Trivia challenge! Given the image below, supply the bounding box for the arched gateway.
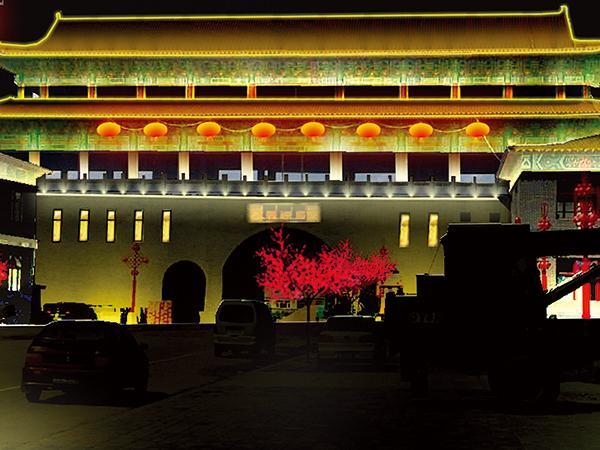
[222,228,326,301]
[162,261,206,323]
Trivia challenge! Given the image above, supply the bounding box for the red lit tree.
[256,227,396,355]
[0,259,8,287]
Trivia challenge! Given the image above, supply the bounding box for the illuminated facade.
[0,6,598,322]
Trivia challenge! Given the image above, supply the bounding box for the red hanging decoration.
[300,122,326,138]
[465,121,490,138]
[96,122,122,137]
[252,122,276,138]
[408,123,433,139]
[356,123,381,138]
[573,174,598,318]
[537,202,552,291]
[196,121,221,137]
[143,122,168,138]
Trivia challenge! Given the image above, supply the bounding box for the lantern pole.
[573,174,598,319]
[536,202,551,291]
[122,243,149,323]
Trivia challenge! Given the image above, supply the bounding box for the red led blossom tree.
[256,227,396,355]
[0,260,8,287]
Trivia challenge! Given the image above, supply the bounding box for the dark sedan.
[22,320,149,402]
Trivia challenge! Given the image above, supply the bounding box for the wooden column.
[241,152,254,181]
[583,85,590,98]
[186,84,195,99]
[247,84,257,98]
[40,84,49,99]
[451,84,461,99]
[329,152,343,181]
[448,153,461,182]
[503,85,513,99]
[399,84,408,99]
[128,152,139,179]
[79,152,89,179]
[87,85,97,99]
[17,85,25,99]
[136,85,146,99]
[178,151,190,180]
[335,86,345,100]
[395,153,408,182]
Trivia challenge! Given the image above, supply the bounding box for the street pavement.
[0,328,305,449]
[7,354,600,450]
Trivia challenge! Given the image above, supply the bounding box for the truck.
[385,223,600,403]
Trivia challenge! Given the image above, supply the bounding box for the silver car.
[317,315,384,366]
[213,300,275,357]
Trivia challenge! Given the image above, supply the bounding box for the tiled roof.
[0,7,598,57]
[0,98,598,120]
[509,134,600,152]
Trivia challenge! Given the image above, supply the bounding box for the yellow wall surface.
[35,195,509,322]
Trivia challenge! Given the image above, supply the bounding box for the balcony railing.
[38,175,508,199]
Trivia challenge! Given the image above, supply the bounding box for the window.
[460,85,504,98]
[399,214,410,248]
[52,209,62,242]
[96,86,137,98]
[459,212,471,223]
[489,212,501,223]
[89,152,128,180]
[253,153,329,181]
[428,213,439,248]
[145,86,186,98]
[139,152,179,180]
[10,191,23,222]
[408,154,448,182]
[512,85,556,98]
[565,86,584,98]
[343,153,395,182]
[162,210,171,243]
[40,152,79,180]
[48,86,88,98]
[556,201,574,219]
[409,85,451,98]
[133,210,144,242]
[344,86,399,98]
[7,260,21,292]
[194,86,247,98]
[460,154,500,183]
[79,209,90,242]
[106,210,116,243]
[189,152,241,180]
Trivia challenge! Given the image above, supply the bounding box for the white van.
[213,300,275,357]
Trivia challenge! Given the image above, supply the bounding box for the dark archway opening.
[162,261,206,323]
[222,228,325,301]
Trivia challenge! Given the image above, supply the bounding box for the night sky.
[0,0,597,95]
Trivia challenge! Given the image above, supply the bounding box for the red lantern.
[465,122,490,138]
[252,122,276,138]
[96,122,121,137]
[300,122,325,138]
[143,122,168,138]
[196,122,221,138]
[356,123,381,138]
[408,123,433,139]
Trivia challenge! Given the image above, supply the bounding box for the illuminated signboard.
[247,203,321,223]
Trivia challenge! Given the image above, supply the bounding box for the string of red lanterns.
[96,121,491,139]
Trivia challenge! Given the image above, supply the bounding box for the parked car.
[22,320,149,402]
[318,315,384,366]
[42,302,97,322]
[213,300,275,357]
